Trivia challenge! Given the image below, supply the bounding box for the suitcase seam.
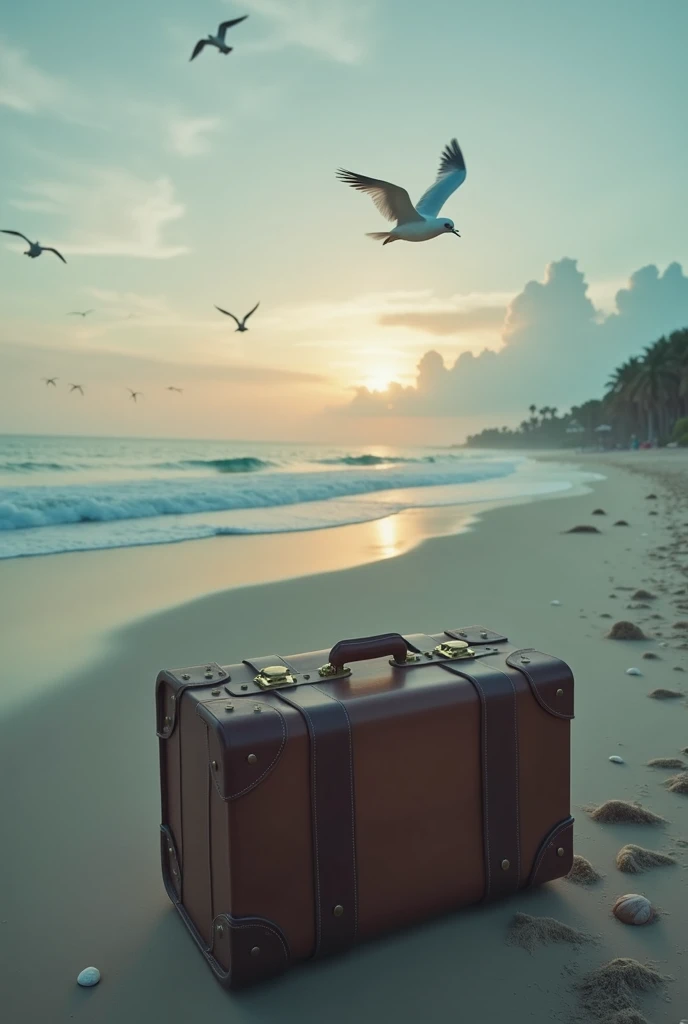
[200,703,288,801]
[210,918,291,973]
[529,817,574,885]
[508,651,573,719]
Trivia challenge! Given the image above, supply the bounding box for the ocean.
[0,435,588,559]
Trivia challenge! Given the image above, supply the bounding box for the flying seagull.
[190,15,248,60]
[68,310,93,318]
[42,377,58,387]
[69,383,84,395]
[214,301,260,332]
[336,138,467,245]
[128,389,142,402]
[1,230,67,263]
[166,386,183,393]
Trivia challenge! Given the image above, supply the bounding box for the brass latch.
[433,639,476,660]
[318,663,352,678]
[253,665,297,690]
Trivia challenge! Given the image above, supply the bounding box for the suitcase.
[156,625,574,988]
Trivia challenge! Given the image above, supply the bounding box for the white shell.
[609,755,625,764]
[550,600,561,606]
[77,967,101,987]
[612,893,655,925]
[626,667,642,676]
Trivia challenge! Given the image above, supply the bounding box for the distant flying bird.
[166,386,183,393]
[190,15,248,60]
[42,377,58,387]
[214,301,260,332]
[1,230,67,263]
[336,138,467,245]
[68,310,93,318]
[128,389,142,402]
[69,383,84,395]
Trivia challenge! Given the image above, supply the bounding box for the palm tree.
[628,337,678,441]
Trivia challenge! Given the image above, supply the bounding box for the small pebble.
[550,600,561,606]
[609,755,625,764]
[77,967,101,988]
[626,668,642,676]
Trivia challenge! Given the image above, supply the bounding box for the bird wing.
[415,138,467,217]
[1,229,32,244]
[43,247,67,264]
[215,305,241,327]
[336,169,422,224]
[190,39,208,61]
[218,15,248,39]
[242,301,260,323]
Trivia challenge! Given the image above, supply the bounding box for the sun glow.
[362,368,395,393]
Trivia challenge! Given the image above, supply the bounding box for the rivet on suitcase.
[156,626,574,987]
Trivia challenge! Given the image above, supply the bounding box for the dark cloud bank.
[341,259,688,417]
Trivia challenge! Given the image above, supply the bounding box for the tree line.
[464,327,688,449]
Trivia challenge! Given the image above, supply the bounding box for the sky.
[1,0,688,444]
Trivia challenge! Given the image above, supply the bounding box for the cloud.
[0,339,326,386]
[166,114,221,157]
[0,38,68,114]
[379,304,508,336]
[337,258,688,418]
[240,0,373,63]
[10,168,188,259]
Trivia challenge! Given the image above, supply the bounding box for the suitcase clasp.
[254,665,297,689]
[433,639,476,660]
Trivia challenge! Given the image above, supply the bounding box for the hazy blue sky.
[2,0,688,442]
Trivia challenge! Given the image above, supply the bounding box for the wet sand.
[2,451,688,1023]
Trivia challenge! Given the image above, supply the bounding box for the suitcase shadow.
[80,885,637,1024]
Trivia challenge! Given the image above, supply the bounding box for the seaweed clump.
[576,958,668,1021]
[615,844,676,873]
[506,912,592,953]
[586,800,665,825]
[606,621,646,640]
[565,854,603,885]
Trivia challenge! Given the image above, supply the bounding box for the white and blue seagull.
[337,138,467,245]
[190,15,248,61]
[1,229,67,263]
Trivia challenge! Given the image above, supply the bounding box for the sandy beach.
[3,451,688,1024]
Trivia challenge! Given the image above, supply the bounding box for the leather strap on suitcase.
[436,659,521,901]
[243,656,358,959]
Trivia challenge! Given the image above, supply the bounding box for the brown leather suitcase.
[156,625,574,988]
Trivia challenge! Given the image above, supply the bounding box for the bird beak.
[452,229,461,237]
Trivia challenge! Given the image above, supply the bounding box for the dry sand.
[2,450,688,1023]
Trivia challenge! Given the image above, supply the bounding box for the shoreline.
[3,451,688,1023]
[0,457,597,709]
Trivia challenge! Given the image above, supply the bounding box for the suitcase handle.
[328,633,409,672]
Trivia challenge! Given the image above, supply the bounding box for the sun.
[362,368,394,393]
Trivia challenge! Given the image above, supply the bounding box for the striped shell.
[612,893,655,925]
